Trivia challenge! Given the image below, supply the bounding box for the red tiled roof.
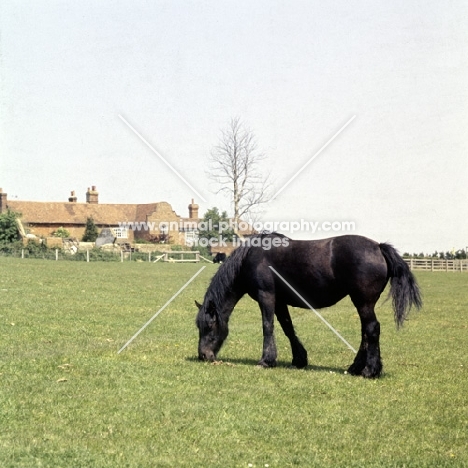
[7,200,171,225]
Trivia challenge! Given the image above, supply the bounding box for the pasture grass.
[0,257,467,467]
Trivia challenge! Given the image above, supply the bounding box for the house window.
[113,227,128,239]
[185,230,198,243]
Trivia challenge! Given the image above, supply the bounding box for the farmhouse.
[0,187,200,245]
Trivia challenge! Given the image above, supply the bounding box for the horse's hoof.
[361,366,382,379]
[347,364,364,376]
[257,359,276,368]
[291,359,308,369]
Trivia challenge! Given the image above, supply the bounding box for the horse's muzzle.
[199,351,216,362]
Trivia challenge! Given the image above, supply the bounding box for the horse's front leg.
[257,290,277,368]
[275,301,308,369]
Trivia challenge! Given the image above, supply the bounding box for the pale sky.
[1,1,467,254]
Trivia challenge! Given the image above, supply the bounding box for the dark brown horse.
[196,233,421,378]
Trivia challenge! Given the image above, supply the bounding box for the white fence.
[0,248,213,263]
[404,258,468,272]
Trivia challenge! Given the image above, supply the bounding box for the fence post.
[55,249,58,261]
[21,249,24,259]
[148,252,151,262]
[86,250,89,263]
[121,250,123,262]
[431,259,434,272]
[410,258,413,270]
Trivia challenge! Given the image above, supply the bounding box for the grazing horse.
[195,233,422,378]
[212,252,227,264]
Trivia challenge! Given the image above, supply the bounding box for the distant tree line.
[403,249,467,260]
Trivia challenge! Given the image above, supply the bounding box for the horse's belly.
[282,285,347,310]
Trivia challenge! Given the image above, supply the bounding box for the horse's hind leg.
[275,302,308,368]
[348,302,382,378]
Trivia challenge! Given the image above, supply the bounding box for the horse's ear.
[206,300,217,318]
[195,300,202,310]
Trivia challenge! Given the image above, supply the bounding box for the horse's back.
[329,235,388,280]
[242,236,341,308]
[242,234,388,308]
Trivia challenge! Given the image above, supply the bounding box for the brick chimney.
[68,190,77,203]
[0,188,7,213]
[86,186,99,204]
[188,199,199,219]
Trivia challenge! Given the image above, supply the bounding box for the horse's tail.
[379,243,422,328]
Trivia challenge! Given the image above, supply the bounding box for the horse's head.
[195,299,229,362]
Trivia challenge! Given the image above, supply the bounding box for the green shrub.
[52,226,70,238]
[0,240,23,255]
[134,238,150,244]
[191,244,210,258]
[82,217,99,242]
[0,210,21,243]
[67,248,120,262]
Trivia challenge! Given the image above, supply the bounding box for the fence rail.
[161,251,200,263]
[404,258,468,272]
[0,248,208,263]
[1,248,466,270]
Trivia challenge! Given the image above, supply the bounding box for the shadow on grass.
[185,356,345,373]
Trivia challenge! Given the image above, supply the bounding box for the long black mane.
[205,232,289,313]
[204,243,249,312]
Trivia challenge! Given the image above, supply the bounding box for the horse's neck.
[219,285,245,321]
[211,257,248,321]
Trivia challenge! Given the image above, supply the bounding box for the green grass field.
[0,258,467,467]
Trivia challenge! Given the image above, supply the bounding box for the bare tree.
[208,118,271,231]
